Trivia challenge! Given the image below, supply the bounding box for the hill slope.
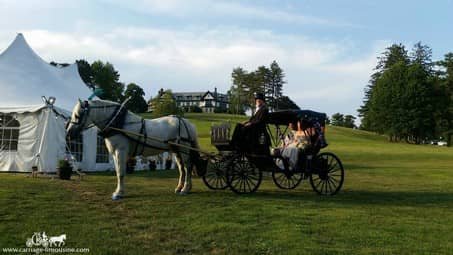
[1,113,452,254]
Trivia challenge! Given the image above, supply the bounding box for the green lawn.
[1,113,453,254]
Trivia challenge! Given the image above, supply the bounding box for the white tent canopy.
[0,105,67,172]
[0,34,113,172]
[0,33,90,109]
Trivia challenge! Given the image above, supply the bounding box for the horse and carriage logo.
[25,232,66,248]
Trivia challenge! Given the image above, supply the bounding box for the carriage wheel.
[309,152,344,195]
[272,169,303,189]
[202,159,228,190]
[227,156,262,194]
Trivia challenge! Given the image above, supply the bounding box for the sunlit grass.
[1,113,452,254]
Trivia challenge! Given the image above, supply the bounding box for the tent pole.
[36,106,51,172]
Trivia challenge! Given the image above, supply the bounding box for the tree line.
[358,43,453,145]
[228,60,299,114]
[330,113,357,129]
[51,60,148,113]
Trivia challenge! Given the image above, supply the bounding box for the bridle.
[67,100,122,133]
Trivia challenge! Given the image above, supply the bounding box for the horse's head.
[66,99,91,139]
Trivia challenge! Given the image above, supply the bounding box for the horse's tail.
[182,118,207,176]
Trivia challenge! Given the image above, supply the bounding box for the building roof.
[173,90,229,100]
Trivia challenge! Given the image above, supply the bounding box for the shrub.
[57,160,72,180]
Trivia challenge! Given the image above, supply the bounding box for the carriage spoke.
[245,177,253,192]
[320,180,326,194]
[326,179,333,194]
[316,178,323,190]
[329,176,340,185]
[327,178,337,190]
[328,162,338,172]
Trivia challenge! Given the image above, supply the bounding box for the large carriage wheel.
[309,152,344,195]
[227,155,262,194]
[272,167,303,189]
[202,158,228,190]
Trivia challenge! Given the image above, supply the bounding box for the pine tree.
[269,61,285,111]
[359,44,409,130]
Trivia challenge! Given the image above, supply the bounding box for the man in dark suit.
[231,93,269,151]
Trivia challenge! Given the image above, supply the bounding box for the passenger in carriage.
[278,120,312,170]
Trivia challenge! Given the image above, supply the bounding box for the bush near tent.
[57,160,72,180]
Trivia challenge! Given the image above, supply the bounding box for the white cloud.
[0,20,382,116]
[102,0,351,27]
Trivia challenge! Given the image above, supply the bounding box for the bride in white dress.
[277,121,311,170]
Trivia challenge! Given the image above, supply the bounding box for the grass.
[1,113,453,254]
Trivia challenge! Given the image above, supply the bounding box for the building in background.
[148,87,230,113]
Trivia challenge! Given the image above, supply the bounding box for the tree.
[330,113,356,128]
[411,42,433,73]
[229,61,287,113]
[331,113,344,127]
[359,42,442,143]
[404,62,435,143]
[151,90,181,117]
[359,44,410,131]
[275,96,299,110]
[343,115,356,128]
[229,67,251,114]
[91,61,124,102]
[268,60,285,110]
[76,59,94,88]
[436,53,453,146]
[123,83,148,113]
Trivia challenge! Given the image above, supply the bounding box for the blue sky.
[1,0,452,117]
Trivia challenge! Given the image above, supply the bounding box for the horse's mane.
[89,99,142,119]
[89,99,120,106]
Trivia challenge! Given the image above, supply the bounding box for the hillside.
[1,113,452,254]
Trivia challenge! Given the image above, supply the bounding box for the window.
[0,114,20,151]
[66,134,83,162]
[96,135,110,163]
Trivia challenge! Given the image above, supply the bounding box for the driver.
[231,92,269,150]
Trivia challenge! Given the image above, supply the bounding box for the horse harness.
[75,101,194,156]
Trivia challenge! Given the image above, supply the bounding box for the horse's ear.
[78,98,82,105]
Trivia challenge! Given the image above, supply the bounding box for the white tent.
[0,33,113,172]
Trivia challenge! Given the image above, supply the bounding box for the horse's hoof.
[179,191,189,195]
[112,194,123,200]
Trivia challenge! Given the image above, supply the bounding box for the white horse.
[49,234,66,247]
[66,99,205,200]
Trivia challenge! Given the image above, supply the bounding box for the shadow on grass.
[249,189,453,207]
[84,171,453,207]
[86,170,179,178]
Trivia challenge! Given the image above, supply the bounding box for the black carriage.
[202,110,344,195]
